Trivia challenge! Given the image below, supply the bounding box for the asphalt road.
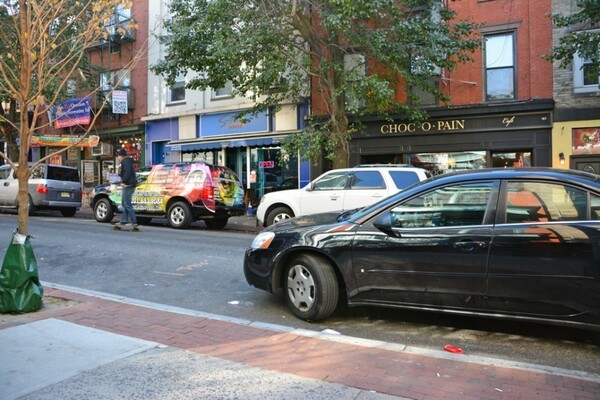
[1,211,599,375]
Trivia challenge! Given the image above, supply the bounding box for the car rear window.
[389,171,421,189]
[46,165,80,182]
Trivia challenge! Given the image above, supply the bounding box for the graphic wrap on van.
[108,163,245,214]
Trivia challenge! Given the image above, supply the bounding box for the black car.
[244,168,600,331]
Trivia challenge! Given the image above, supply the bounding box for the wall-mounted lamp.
[559,152,565,166]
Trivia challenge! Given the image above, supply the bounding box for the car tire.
[266,206,294,226]
[94,198,114,223]
[284,254,339,321]
[205,218,228,229]
[60,208,77,217]
[167,201,192,229]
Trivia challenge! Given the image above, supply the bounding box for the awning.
[166,136,283,152]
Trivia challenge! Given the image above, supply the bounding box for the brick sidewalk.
[2,287,599,400]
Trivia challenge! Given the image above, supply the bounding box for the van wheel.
[205,218,228,229]
[167,201,192,229]
[284,254,339,321]
[266,206,293,226]
[60,208,77,217]
[94,198,114,222]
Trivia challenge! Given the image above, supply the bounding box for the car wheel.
[205,218,228,229]
[94,198,114,223]
[266,206,293,226]
[60,208,77,217]
[284,254,339,321]
[167,201,192,229]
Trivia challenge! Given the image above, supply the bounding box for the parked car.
[256,165,430,226]
[244,168,600,331]
[91,162,246,229]
[0,163,81,217]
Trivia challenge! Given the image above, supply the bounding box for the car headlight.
[251,231,275,249]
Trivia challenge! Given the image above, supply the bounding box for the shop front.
[85,125,145,193]
[350,100,554,175]
[147,104,309,207]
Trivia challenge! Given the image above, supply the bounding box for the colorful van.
[91,162,246,229]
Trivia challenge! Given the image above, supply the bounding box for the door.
[487,180,600,318]
[299,170,349,215]
[0,166,17,206]
[351,181,497,309]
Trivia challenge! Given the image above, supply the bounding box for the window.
[344,53,366,111]
[349,171,385,190]
[573,53,600,94]
[214,81,233,98]
[505,182,588,223]
[168,74,186,103]
[312,172,348,190]
[390,182,494,228]
[485,32,515,101]
[389,171,422,190]
[99,69,130,90]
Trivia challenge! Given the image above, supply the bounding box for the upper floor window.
[344,53,366,111]
[213,81,233,98]
[485,32,515,101]
[168,74,186,104]
[573,53,600,94]
[100,69,131,91]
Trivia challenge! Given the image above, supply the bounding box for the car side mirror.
[373,212,397,236]
[305,182,314,191]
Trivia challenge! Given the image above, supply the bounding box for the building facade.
[551,0,600,173]
[337,0,555,176]
[144,1,309,206]
[83,0,149,194]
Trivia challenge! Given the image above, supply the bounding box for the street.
[1,212,599,375]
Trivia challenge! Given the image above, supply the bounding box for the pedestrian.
[114,148,138,231]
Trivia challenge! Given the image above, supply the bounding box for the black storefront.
[349,100,554,175]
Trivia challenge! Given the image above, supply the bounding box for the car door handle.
[3,182,8,186]
[454,241,487,251]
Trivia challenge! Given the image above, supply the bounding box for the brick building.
[333,0,556,175]
[550,0,600,173]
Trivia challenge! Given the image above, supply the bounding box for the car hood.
[266,211,343,232]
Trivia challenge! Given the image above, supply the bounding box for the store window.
[492,151,531,168]
[485,32,515,101]
[249,147,298,202]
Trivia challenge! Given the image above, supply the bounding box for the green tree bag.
[0,233,43,313]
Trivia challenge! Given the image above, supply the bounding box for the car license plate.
[61,192,70,198]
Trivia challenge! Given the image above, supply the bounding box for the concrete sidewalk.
[1,284,599,400]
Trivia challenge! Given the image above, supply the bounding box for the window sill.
[166,101,186,107]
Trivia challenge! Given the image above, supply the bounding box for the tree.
[152,0,479,168]
[0,0,138,235]
[548,0,600,85]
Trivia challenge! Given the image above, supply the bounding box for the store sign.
[381,119,466,134]
[54,97,91,129]
[259,161,275,168]
[112,90,128,114]
[378,112,552,136]
[31,135,100,148]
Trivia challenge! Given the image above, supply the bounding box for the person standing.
[114,148,138,231]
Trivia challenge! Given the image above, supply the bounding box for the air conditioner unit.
[92,143,113,156]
